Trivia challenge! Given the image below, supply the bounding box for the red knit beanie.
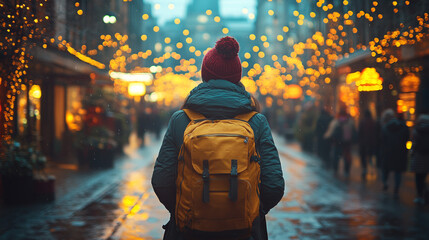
[201,36,242,84]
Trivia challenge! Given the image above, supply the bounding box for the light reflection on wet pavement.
[1,134,428,239]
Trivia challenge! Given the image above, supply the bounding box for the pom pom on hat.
[201,36,242,84]
[215,36,239,59]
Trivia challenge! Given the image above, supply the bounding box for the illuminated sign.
[346,68,383,92]
[110,72,153,83]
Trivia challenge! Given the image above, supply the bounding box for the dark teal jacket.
[151,80,284,239]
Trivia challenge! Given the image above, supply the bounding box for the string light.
[0,0,50,142]
[1,0,427,125]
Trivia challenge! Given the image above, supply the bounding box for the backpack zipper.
[196,134,249,143]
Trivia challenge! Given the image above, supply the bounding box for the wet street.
[1,133,428,240]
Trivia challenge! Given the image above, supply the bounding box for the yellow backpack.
[175,109,261,238]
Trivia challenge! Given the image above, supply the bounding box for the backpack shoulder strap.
[234,111,258,122]
[183,109,206,121]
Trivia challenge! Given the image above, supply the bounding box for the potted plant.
[0,140,55,204]
[74,87,122,169]
[75,126,117,169]
[0,141,35,204]
[32,151,55,202]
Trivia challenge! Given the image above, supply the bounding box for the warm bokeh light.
[2,0,429,148]
[285,85,303,99]
[29,85,42,99]
[356,68,383,92]
[128,83,146,97]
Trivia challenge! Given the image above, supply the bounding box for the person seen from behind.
[410,112,429,205]
[358,109,376,181]
[324,104,356,177]
[295,102,317,153]
[151,36,285,240]
[380,109,409,197]
[315,106,333,166]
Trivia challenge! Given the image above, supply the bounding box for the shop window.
[398,73,420,127]
[341,73,360,117]
[17,85,42,136]
[66,86,85,132]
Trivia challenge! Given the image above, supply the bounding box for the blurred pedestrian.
[295,102,317,153]
[137,108,148,146]
[152,37,284,240]
[358,109,376,180]
[374,115,383,171]
[152,111,162,140]
[380,109,409,197]
[410,112,429,205]
[315,106,333,166]
[324,105,356,177]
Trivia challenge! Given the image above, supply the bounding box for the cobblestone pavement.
[1,133,428,239]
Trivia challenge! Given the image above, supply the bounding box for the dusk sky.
[145,0,257,25]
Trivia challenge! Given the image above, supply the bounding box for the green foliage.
[0,140,46,177]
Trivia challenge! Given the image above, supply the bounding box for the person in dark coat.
[151,37,284,240]
[137,108,148,146]
[324,105,356,177]
[410,113,429,204]
[358,109,376,180]
[380,109,409,196]
[315,107,333,166]
[295,103,317,153]
[374,117,383,171]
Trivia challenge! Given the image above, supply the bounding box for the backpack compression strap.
[234,111,258,122]
[183,109,206,121]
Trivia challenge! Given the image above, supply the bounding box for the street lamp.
[103,13,117,24]
[128,83,146,97]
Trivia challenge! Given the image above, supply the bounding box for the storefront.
[334,50,397,120]
[28,47,109,162]
[339,71,360,118]
[397,73,421,127]
[16,85,42,141]
[389,35,429,119]
[342,67,384,119]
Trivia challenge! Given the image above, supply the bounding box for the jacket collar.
[183,80,254,119]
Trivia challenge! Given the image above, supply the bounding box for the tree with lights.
[0,0,52,146]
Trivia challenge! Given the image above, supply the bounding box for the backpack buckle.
[231,160,238,176]
[229,160,238,201]
[202,160,210,203]
[202,160,210,181]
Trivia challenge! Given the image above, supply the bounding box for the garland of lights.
[369,14,429,70]
[0,0,50,143]
[1,0,428,135]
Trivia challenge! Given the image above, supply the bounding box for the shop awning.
[335,49,371,68]
[30,46,110,85]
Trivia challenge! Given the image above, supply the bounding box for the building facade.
[0,0,144,162]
